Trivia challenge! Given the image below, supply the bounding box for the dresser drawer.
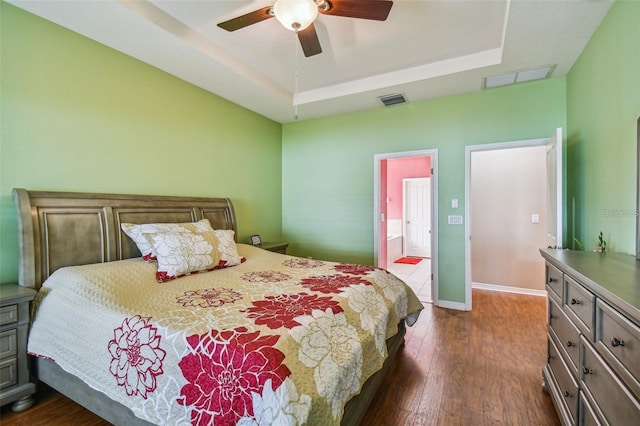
[549,297,580,375]
[595,299,640,397]
[549,335,579,423]
[579,391,603,426]
[0,329,17,359]
[0,356,17,389]
[0,305,18,326]
[580,336,640,425]
[565,275,595,339]
[546,263,563,303]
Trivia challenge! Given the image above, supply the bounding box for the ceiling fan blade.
[298,24,322,57]
[319,0,393,21]
[217,6,274,31]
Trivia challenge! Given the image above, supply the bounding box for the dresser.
[540,249,640,425]
[0,284,36,412]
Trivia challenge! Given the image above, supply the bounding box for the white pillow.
[214,229,244,268]
[121,219,213,261]
[143,229,222,282]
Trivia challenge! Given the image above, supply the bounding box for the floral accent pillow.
[143,230,222,283]
[121,219,214,261]
[214,229,246,268]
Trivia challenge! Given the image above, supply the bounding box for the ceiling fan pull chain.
[294,29,300,120]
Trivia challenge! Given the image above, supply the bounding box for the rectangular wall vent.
[378,93,408,107]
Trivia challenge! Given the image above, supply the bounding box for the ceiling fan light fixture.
[273,0,319,31]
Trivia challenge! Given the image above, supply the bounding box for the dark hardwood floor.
[1,289,559,425]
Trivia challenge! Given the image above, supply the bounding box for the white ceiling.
[8,0,613,123]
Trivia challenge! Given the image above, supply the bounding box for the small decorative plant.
[595,231,607,253]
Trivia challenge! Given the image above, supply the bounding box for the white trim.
[464,137,549,311]
[551,127,564,248]
[472,282,548,298]
[374,149,439,305]
[436,300,467,311]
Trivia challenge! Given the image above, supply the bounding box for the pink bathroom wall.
[379,159,388,268]
[387,156,431,219]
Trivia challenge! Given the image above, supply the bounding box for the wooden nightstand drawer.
[0,357,17,390]
[0,305,17,326]
[0,284,37,410]
[261,242,289,254]
[0,330,17,359]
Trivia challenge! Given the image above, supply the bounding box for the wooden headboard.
[12,188,237,289]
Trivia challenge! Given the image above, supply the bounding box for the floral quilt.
[28,244,423,425]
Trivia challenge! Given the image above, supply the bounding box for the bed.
[12,188,423,425]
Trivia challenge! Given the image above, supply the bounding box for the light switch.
[448,215,463,225]
[451,198,459,208]
[531,214,540,224]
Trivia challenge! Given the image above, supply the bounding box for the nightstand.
[260,242,289,254]
[0,284,36,412]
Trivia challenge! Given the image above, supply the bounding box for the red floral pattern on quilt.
[178,327,291,425]
[216,256,247,269]
[299,274,371,294]
[241,270,291,283]
[333,263,379,275]
[283,258,325,269]
[176,288,243,308]
[243,292,344,329]
[108,315,166,399]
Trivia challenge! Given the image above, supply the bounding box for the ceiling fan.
[217,0,393,57]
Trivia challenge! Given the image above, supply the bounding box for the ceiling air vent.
[484,65,556,89]
[378,93,408,107]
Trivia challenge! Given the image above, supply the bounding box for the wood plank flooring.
[360,289,559,425]
[0,289,559,425]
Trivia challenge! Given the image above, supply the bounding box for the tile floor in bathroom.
[386,257,432,303]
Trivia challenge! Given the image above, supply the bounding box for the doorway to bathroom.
[374,149,438,304]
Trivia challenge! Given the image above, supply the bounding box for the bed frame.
[12,188,405,425]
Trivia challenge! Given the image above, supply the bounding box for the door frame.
[465,135,559,311]
[403,177,432,258]
[374,149,439,305]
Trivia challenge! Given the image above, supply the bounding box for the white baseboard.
[472,282,547,298]
[436,300,468,311]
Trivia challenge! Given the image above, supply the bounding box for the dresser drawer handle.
[566,341,575,347]
[548,277,557,283]
[611,337,625,347]
[563,391,574,398]
[570,298,581,305]
[548,314,555,320]
[583,367,593,375]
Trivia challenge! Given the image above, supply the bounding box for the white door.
[546,128,563,248]
[403,177,431,257]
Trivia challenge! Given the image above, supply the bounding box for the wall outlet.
[531,214,540,224]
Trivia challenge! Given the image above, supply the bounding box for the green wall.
[0,3,283,284]
[282,78,567,305]
[566,0,640,255]
[3,0,633,307]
